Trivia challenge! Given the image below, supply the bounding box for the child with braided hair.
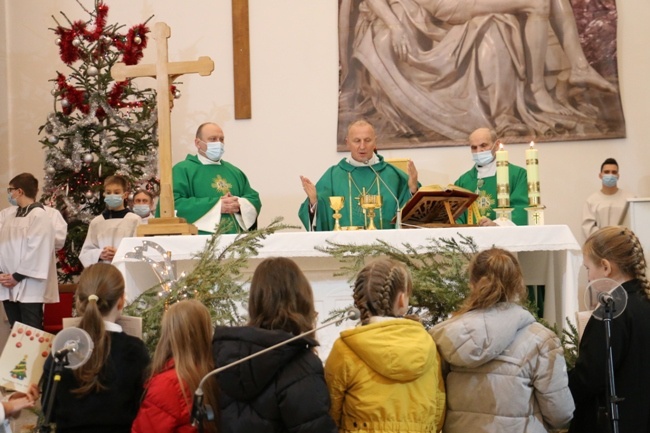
[41,263,150,433]
[324,258,446,432]
[569,226,650,433]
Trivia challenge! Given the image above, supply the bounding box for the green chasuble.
[454,163,528,225]
[172,155,262,234]
[298,156,415,231]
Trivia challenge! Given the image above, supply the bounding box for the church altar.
[114,225,582,358]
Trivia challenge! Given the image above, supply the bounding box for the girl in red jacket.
[132,300,218,433]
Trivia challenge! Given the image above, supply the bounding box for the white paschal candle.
[496,143,509,208]
[525,141,540,206]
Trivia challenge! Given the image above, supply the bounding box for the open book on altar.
[394,185,479,227]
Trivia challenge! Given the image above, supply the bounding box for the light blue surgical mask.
[104,194,124,209]
[205,141,225,161]
[602,174,618,187]
[133,204,151,218]
[8,193,17,207]
[472,150,494,166]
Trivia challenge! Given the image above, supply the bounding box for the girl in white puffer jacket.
[430,247,574,433]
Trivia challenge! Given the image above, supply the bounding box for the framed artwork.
[337,0,625,149]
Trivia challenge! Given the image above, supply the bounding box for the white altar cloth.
[114,225,582,332]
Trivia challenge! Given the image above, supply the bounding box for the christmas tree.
[10,355,28,380]
[39,1,164,282]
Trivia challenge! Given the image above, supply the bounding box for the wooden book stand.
[394,185,479,228]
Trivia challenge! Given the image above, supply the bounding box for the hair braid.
[353,272,373,324]
[353,259,412,324]
[585,226,650,300]
[627,229,650,298]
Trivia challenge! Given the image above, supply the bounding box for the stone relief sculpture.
[337,0,625,148]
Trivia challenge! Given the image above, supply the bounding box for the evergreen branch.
[124,217,297,352]
[319,233,478,327]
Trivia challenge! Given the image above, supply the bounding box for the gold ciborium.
[360,194,382,230]
[329,196,345,231]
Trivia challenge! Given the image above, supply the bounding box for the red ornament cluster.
[54,3,148,66]
[53,2,151,117]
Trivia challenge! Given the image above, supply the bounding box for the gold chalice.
[329,196,345,231]
[360,194,382,230]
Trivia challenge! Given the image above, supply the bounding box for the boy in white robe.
[0,174,59,329]
[79,175,140,267]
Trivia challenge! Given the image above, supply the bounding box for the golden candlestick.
[329,196,345,231]
[360,194,382,230]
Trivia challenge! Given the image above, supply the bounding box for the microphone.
[54,341,79,359]
[364,160,403,229]
[598,291,614,305]
[191,308,361,428]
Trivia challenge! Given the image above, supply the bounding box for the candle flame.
[499,142,504,150]
[529,141,535,148]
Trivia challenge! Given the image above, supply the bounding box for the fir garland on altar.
[318,233,578,368]
[38,0,167,282]
[318,234,478,327]
[124,218,296,352]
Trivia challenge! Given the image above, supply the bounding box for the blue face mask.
[472,150,494,166]
[602,174,618,187]
[8,193,17,207]
[133,204,151,217]
[104,194,124,209]
[205,141,225,161]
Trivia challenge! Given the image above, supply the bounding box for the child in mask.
[132,189,156,223]
[79,175,140,267]
[325,258,446,432]
[0,173,59,329]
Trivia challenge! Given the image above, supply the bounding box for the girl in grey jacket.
[430,247,574,433]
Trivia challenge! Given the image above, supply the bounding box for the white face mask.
[104,194,123,209]
[133,204,151,217]
[205,141,225,161]
[472,150,494,166]
[602,174,618,187]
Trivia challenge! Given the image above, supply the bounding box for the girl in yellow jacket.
[325,259,446,433]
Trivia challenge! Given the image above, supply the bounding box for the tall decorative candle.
[495,143,510,208]
[525,141,540,206]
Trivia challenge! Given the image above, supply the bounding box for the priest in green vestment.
[299,120,419,231]
[454,128,528,226]
[172,122,261,234]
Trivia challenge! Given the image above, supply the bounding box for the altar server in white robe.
[79,175,140,267]
[0,173,59,329]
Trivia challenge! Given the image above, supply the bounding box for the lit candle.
[525,141,540,206]
[496,142,510,208]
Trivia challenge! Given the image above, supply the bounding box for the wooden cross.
[111,22,214,235]
[232,0,252,119]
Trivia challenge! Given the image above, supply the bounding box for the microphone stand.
[603,298,621,433]
[38,352,70,433]
[191,309,360,430]
[364,161,403,229]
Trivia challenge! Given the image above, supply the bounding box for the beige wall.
[1,0,649,249]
